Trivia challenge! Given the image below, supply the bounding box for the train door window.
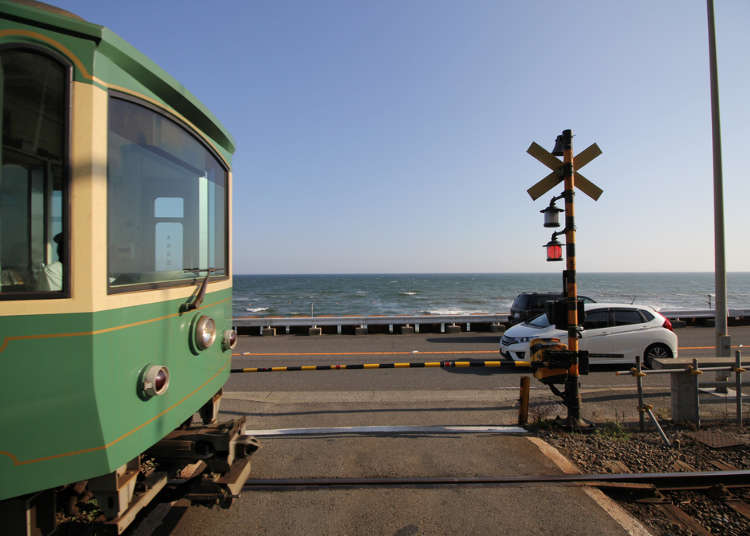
[0,49,68,298]
[107,96,227,291]
[154,197,184,272]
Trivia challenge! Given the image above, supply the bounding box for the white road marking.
[223,386,664,404]
[244,425,527,437]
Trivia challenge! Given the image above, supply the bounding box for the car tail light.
[662,317,673,331]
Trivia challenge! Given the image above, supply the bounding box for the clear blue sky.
[62,0,750,274]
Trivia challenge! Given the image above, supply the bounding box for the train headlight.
[222,328,238,351]
[140,365,170,398]
[195,315,217,350]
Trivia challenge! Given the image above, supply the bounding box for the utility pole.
[707,0,731,358]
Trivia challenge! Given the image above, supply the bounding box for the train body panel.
[0,288,233,500]
[0,1,238,511]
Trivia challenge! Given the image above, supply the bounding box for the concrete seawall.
[234,308,750,336]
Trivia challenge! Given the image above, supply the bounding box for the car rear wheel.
[644,343,673,369]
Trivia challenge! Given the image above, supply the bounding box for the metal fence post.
[519,376,530,426]
[636,355,645,432]
[692,358,701,428]
[736,349,743,427]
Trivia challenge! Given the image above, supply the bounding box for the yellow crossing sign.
[526,142,603,201]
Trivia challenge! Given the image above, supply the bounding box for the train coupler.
[148,416,260,508]
[181,456,254,508]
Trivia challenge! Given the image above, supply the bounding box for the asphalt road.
[218,324,750,428]
[137,325,750,535]
[226,324,750,392]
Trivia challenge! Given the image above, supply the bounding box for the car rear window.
[640,310,654,321]
[613,309,645,326]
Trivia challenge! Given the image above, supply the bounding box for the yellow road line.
[234,350,496,357]
[233,344,746,358]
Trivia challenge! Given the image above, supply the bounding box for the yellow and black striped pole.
[231,360,531,373]
[527,129,602,427]
[561,129,582,426]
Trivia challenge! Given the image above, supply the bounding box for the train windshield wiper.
[181,267,215,312]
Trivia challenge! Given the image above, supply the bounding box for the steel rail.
[243,470,750,490]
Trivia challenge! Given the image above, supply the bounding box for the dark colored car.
[509,292,595,325]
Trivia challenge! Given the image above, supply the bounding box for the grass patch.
[527,418,556,431]
[594,421,631,439]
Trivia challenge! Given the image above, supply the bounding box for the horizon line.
[231,271,750,276]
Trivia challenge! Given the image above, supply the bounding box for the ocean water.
[231,273,750,318]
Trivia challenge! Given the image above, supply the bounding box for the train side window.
[0,49,68,298]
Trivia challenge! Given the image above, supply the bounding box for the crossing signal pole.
[560,131,581,425]
[527,129,603,428]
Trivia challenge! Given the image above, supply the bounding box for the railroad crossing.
[526,129,604,427]
[152,327,750,536]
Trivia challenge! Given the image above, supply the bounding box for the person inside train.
[41,233,64,291]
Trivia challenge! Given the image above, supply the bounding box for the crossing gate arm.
[231,360,532,373]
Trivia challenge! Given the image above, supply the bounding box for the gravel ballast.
[537,423,750,536]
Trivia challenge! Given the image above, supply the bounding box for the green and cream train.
[0,1,244,529]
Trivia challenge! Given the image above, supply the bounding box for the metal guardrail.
[233,308,750,332]
[233,313,508,333]
[617,351,747,432]
[662,308,750,320]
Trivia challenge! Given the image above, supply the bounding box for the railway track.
[242,469,750,536]
[242,470,750,490]
[627,461,750,536]
[114,443,750,535]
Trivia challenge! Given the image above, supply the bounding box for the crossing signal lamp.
[552,134,565,156]
[545,236,563,262]
[540,201,563,228]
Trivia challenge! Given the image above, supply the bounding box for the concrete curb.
[526,437,653,536]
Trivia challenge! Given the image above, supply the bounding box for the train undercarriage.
[1,391,260,536]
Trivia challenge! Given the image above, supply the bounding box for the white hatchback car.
[500,303,678,367]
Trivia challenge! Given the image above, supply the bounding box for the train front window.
[0,49,67,298]
[107,96,227,291]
